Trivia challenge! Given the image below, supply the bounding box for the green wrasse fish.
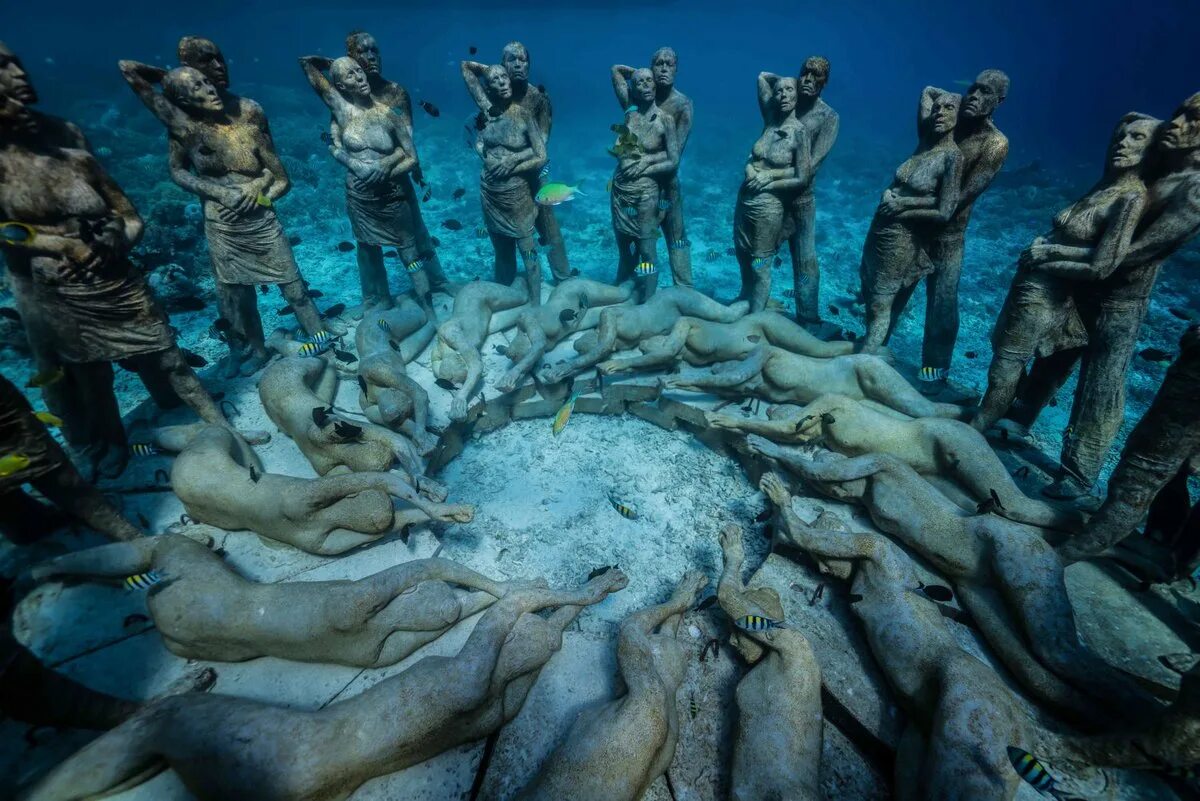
[536,182,584,206]
[0,453,32,477]
[552,393,579,436]
[26,366,65,388]
[255,194,273,208]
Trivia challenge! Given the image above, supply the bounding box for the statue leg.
[280,278,325,340]
[1054,293,1146,497]
[535,202,573,282]
[491,233,518,286]
[860,289,897,354]
[71,360,128,480]
[30,456,144,542]
[356,243,394,311]
[214,282,250,378]
[411,197,449,292]
[893,722,927,801]
[519,236,543,306]
[614,232,637,286]
[850,355,967,419]
[920,229,965,391]
[661,175,692,288]
[1004,347,1081,432]
[135,348,227,428]
[788,193,819,324]
[1,637,139,729]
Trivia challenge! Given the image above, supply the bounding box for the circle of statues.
[1,30,1199,801]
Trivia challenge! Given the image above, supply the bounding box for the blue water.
[4,0,1200,478]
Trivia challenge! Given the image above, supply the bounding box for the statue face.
[1108,117,1157,169]
[486,66,512,101]
[1162,95,1200,152]
[348,34,382,75]
[651,49,676,89]
[332,57,371,101]
[962,81,1001,120]
[0,95,37,136]
[797,62,827,98]
[774,78,797,114]
[929,93,960,135]
[169,67,224,114]
[633,69,656,103]
[502,44,529,82]
[180,40,228,90]
[0,48,36,105]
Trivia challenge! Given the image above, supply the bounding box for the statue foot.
[236,428,272,445]
[583,566,630,600]
[759,472,792,509]
[417,475,448,502]
[671,569,709,605]
[1043,474,1092,500]
[238,351,272,377]
[158,666,218,698]
[718,523,746,562]
[222,354,242,379]
[435,504,474,524]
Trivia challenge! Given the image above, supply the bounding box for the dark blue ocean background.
[5,0,1200,482]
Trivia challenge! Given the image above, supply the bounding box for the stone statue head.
[798,56,830,98]
[346,30,382,76]
[1162,92,1200,153]
[178,37,229,90]
[774,76,798,116]
[431,337,469,385]
[504,331,532,362]
[961,69,1009,121]
[484,64,513,103]
[1106,112,1160,172]
[0,41,36,105]
[501,41,530,83]
[925,90,961,138]
[631,68,656,105]
[331,56,372,102]
[650,47,677,90]
[163,66,224,114]
[0,94,37,137]
[375,387,415,427]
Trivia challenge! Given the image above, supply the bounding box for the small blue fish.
[124,571,165,591]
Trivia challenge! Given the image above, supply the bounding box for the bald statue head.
[346,30,382,76]
[178,36,229,90]
[1162,92,1200,153]
[501,41,529,84]
[0,41,37,105]
[650,46,677,90]
[330,56,371,101]
[798,56,830,98]
[961,68,1009,121]
[163,66,224,114]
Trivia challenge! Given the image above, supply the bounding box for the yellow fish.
[34,411,63,427]
[26,366,64,388]
[124,571,165,591]
[130,443,159,457]
[0,453,32,477]
[552,392,579,436]
[298,341,328,357]
[734,614,785,632]
[609,495,638,520]
[255,193,273,208]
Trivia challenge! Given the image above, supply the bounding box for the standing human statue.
[460,64,546,303]
[857,87,962,355]
[607,67,680,302]
[733,72,812,311]
[787,56,839,327]
[344,30,448,295]
[299,55,433,316]
[612,47,694,287]
[119,38,327,378]
[919,69,1009,395]
[463,42,572,283]
[0,53,232,479]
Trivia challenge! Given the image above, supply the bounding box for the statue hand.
[619,160,647,180]
[705,412,739,431]
[878,189,902,216]
[485,157,515,181]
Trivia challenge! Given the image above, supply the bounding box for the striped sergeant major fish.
[1006,747,1086,800]
[130,443,160,457]
[734,614,785,633]
[306,330,336,347]
[124,571,166,591]
[297,341,330,357]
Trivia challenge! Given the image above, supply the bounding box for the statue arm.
[1035,192,1146,279]
[809,110,839,174]
[601,317,690,373]
[254,113,292,201]
[298,56,339,109]
[167,138,231,205]
[642,114,680,176]
[117,60,183,129]
[512,115,549,175]
[775,500,885,562]
[757,72,778,124]
[461,61,491,112]
[30,538,158,583]
[707,413,806,439]
[610,65,634,109]
[917,85,938,131]
[537,89,553,141]
[675,96,694,151]
[87,154,144,249]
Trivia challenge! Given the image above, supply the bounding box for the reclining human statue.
[515,570,707,801]
[715,523,823,801]
[709,393,1083,530]
[537,286,750,385]
[747,436,1159,726]
[147,423,470,554]
[20,569,629,801]
[31,531,515,668]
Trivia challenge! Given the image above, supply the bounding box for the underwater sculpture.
[464,42,571,283]
[612,47,694,288]
[607,66,680,302]
[760,473,1027,801]
[461,62,546,304]
[431,279,529,420]
[119,40,326,378]
[596,310,854,375]
[21,572,630,801]
[497,278,633,392]
[716,524,822,801]
[0,63,230,479]
[787,57,839,326]
[515,570,706,801]
[32,532,509,667]
[663,343,967,420]
[973,112,1160,496]
[0,375,142,543]
[994,94,1200,497]
[734,72,812,311]
[858,86,963,356]
[344,30,448,295]
[920,69,1009,394]
[709,393,1082,530]
[259,354,428,480]
[149,423,467,554]
[355,296,438,454]
[747,438,1158,724]
[1058,325,1200,563]
[300,55,432,314]
[538,286,748,384]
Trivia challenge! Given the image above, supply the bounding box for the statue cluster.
[1,28,1198,801]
